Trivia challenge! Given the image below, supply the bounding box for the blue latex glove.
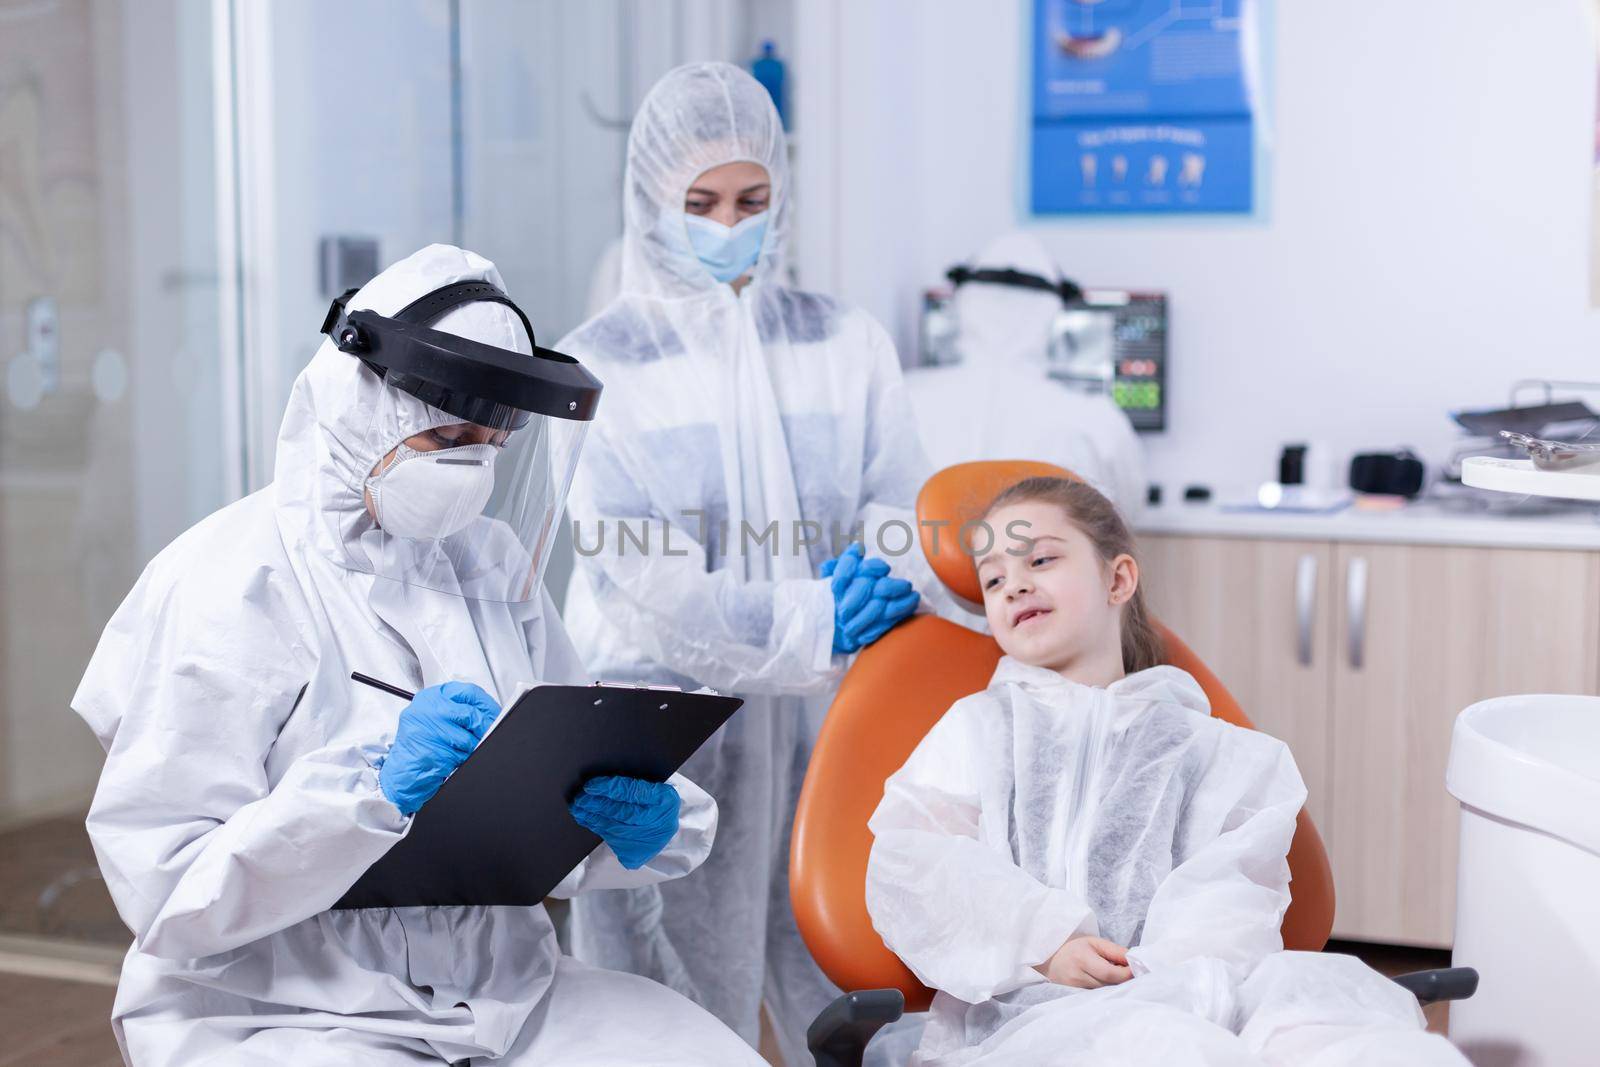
[821,543,917,652]
[841,575,919,648]
[378,681,501,816]
[821,544,890,653]
[820,541,869,590]
[569,775,682,870]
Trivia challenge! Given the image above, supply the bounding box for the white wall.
[795,0,1600,496]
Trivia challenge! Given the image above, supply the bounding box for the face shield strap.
[947,265,1085,307]
[390,280,539,346]
[321,283,602,428]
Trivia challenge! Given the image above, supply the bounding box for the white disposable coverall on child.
[865,657,1469,1066]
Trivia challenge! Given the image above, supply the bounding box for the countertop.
[1134,495,1600,551]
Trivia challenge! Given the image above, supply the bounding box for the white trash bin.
[1445,694,1600,1066]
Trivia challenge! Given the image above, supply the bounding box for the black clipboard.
[334,684,743,909]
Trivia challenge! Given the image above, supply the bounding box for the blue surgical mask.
[682,211,769,284]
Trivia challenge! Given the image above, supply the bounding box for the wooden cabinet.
[1138,537,1336,826]
[1327,543,1600,946]
[1138,533,1600,948]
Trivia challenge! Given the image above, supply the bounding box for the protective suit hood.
[952,232,1067,368]
[620,61,790,299]
[273,243,532,567]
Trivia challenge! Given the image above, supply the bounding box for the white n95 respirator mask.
[365,442,498,541]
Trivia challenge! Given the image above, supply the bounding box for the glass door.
[0,0,229,959]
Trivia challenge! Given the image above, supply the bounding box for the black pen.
[351,672,416,702]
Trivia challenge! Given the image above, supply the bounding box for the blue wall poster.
[1030,0,1258,215]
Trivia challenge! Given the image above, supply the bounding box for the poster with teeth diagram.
[1029,0,1259,215]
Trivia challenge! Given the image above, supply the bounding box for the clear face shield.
[322,282,602,603]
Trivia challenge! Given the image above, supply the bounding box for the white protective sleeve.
[77,586,410,961]
[1125,730,1307,980]
[548,773,718,896]
[865,698,1098,1004]
[570,491,841,696]
[563,314,929,695]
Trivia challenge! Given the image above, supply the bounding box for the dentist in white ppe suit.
[907,232,1145,518]
[558,62,933,1064]
[71,244,765,1066]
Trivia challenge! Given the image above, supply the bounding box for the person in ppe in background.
[865,476,1469,1067]
[558,62,933,1065]
[906,232,1146,519]
[71,244,766,1067]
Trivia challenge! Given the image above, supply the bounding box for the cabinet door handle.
[1295,553,1317,667]
[1347,555,1368,670]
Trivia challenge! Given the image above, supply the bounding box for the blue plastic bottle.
[751,39,788,129]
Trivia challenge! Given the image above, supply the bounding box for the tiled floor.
[0,814,127,1065]
[0,815,126,947]
[0,972,119,1067]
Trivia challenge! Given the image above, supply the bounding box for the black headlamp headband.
[946,265,1084,306]
[321,280,602,430]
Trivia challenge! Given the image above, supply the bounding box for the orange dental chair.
[789,461,1477,1067]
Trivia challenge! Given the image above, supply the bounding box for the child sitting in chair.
[865,476,1468,1066]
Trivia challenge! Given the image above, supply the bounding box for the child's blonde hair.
[984,476,1165,674]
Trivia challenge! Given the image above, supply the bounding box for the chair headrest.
[915,460,1078,605]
